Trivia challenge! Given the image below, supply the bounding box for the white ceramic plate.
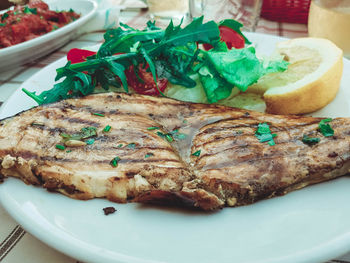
[0,0,97,72]
[1,33,350,263]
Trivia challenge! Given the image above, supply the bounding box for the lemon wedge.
[248,37,343,115]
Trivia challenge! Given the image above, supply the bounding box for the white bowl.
[0,0,98,72]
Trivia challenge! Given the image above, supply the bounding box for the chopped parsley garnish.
[16,17,21,22]
[92,112,105,117]
[145,153,154,158]
[183,119,188,124]
[319,118,334,137]
[110,156,121,167]
[86,138,95,145]
[60,127,97,142]
[1,13,9,21]
[66,150,72,153]
[192,150,201,157]
[147,126,159,130]
[103,125,111,132]
[156,129,185,142]
[302,135,320,146]
[52,25,59,31]
[157,131,166,138]
[173,133,187,140]
[69,8,75,13]
[55,144,65,150]
[127,143,136,149]
[255,123,277,146]
[165,134,174,142]
[170,129,187,140]
[0,23,6,27]
[117,144,123,148]
[23,6,37,15]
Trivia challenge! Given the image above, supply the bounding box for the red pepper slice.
[67,48,96,64]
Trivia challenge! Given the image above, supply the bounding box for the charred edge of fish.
[135,190,199,208]
[0,172,4,183]
[328,152,338,158]
[31,168,44,185]
[43,178,83,195]
[125,171,137,178]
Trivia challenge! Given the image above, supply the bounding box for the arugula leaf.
[149,17,220,57]
[104,59,128,92]
[154,43,199,87]
[146,20,161,31]
[98,25,164,57]
[139,47,163,95]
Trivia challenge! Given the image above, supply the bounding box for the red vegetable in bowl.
[0,0,80,49]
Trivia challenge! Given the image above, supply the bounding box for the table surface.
[0,5,349,263]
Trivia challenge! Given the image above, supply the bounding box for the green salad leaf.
[23,17,288,106]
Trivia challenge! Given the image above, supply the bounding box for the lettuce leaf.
[197,47,289,103]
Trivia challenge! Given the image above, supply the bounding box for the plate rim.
[1,32,350,263]
[0,0,98,57]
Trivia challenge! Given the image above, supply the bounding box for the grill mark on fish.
[62,117,101,127]
[194,127,339,164]
[194,121,324,150]
[195,132,323,160]
[40,156,182,165]
[197,118,321,137]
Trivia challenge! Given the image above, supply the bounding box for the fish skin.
[0,92,350,210]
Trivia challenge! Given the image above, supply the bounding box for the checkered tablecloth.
[0,1,349,263]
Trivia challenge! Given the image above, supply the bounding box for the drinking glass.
[203,0,262,32]
[308,0,350,58]
[145,0,203,21]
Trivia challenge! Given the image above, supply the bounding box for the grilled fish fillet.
[0,92,350,210]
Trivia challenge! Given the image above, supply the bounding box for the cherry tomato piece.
[126,65,168,96]
[219,26,245,49]
[203,25,245,50]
